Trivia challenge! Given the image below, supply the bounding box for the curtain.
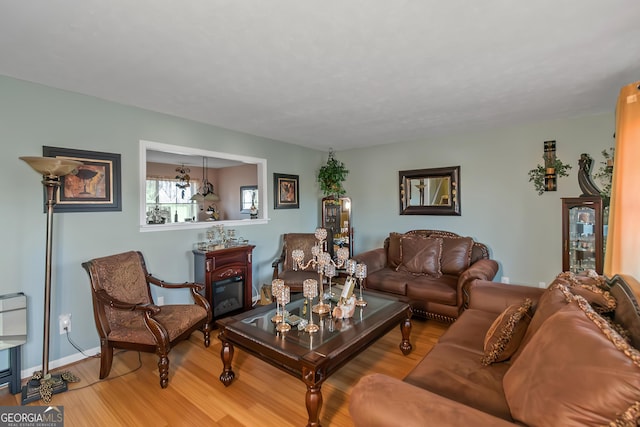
[604,81,640,280]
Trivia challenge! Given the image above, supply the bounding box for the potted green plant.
[528,158,572,195]
[318,149,349,199]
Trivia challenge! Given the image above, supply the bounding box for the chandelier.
[191,157,220,202]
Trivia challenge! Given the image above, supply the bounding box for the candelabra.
[276,285,291,333]
[271,279,284,323]
[355,263,368,307]
[291,228,349,314]
[324,263,336,307]
[303,279,319,333]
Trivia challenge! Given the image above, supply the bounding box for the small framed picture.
[274,173,299,209]
[43,146,122,212]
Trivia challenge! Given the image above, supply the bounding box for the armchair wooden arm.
[272,252,286,280]
[146,275,205,292]
[93,289,161,315]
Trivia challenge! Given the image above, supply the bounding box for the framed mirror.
[399,166,460,215]
[140,140,268,232]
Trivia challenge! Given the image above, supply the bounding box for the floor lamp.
[19,156,82,404]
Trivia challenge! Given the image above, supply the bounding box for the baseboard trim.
[20,346,101,380]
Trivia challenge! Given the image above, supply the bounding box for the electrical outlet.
[59,313,71,335]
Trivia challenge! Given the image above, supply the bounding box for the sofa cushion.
[431,235,474,275]
[481,298,532,365]
[387,232,403,269]
[365,268,409,296]
[397,235,443,276]
[406,274,458,306]
[350,374,518,427]
[503,295,640,427]
[437,308,501,354]
[405,342,513,421]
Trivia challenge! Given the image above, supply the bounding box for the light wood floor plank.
[0,318,447,426]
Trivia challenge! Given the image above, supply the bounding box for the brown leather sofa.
[350,273,640,426]
[353,230,499,322]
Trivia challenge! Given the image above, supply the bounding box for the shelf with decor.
[562,197,603,274]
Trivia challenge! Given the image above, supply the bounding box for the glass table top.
[238,292,398,351]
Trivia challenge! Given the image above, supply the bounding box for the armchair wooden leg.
[158,354,169,388]
[99,340,114,379]
[202,323,211,348]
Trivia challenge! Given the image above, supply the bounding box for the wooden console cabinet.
[193,245,255,320]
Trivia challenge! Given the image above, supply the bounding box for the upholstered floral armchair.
[82,251,211,388]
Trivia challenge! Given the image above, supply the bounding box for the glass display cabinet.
[562,197,603,274]
[321,197,353,258]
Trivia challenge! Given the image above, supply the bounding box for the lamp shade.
[20,156,82,178]
[204,192,220,201]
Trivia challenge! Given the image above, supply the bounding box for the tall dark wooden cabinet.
[321,196,353,258]
[193,245,255,320]
[561,197,603,274]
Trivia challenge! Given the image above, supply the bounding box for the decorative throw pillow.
[570,285,617,313]
[503,295,640,427]
[397,235,443,277]
[481,298,532,365]
[387,232,403,268]
[432,235,474,275]
[554,271,616,313]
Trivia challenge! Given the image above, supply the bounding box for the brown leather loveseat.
[353,230,499,322]
[350,273,640,426]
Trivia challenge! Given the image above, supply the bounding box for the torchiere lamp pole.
[19,156,83,404]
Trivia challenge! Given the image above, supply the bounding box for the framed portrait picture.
[273,173,299,209]
[43,146,122,212]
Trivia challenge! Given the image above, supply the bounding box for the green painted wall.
[339,113,614,285]
[0,75,323,372]
[0,74,616,375]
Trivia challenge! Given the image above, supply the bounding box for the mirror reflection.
[140,140,268,231]
[240,186,258,215]
[322,197,353,258]
[407,177,451,207]
[399,166,460,216]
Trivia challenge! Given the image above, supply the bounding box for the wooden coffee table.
[216,292,412,427]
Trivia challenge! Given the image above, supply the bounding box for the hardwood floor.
[0,319,448,426]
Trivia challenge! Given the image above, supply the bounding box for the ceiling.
[1,1,639,151]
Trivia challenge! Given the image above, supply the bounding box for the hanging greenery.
[528,158,572,195]
[317,149,349,198]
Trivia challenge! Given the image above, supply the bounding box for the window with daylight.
[140,140,268,232]
[145,178,199,224]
